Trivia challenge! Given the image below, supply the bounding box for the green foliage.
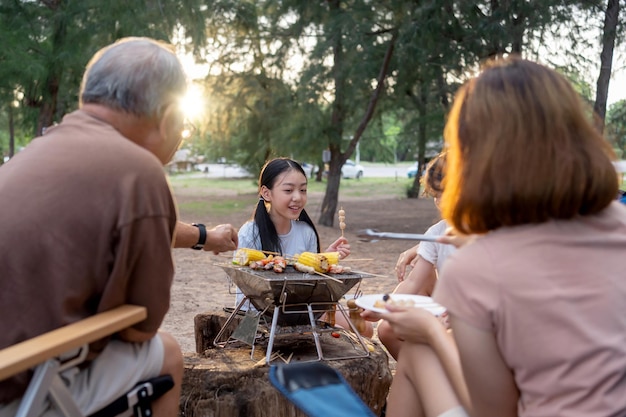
[1,0,622,212]
[0,0,209,141]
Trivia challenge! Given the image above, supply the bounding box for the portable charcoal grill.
[214,264,375,363]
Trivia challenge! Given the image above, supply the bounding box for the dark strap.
[88,375,174,417]
[191,223,207,250]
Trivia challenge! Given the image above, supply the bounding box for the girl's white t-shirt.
[417,219,456,272]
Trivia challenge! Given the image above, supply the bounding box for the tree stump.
[181,310,392,417]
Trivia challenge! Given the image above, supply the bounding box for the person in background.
[371,57,626,417]
[371,153,454,359]
[235,157,374,337]
[1,37,197,416]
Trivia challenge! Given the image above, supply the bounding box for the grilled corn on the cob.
[296,252,339,273]
[233,248,266,266]
[319,252,340,265]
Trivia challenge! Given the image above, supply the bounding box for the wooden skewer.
[339,258,374,262]
[338,207,346,238]
[349,270,389,278]
[313,270,343,283]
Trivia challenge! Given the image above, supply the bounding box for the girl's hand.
[394,245,419,282]
[326,237,350,259]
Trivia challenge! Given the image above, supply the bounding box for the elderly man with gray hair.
[0,37,216,416]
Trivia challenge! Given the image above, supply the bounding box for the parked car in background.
[407,162,419,178]
[300,162,318,178]
[342,159,364,179]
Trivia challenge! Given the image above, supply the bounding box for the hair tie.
[259,197,265,202]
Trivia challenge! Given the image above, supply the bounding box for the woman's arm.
[380,307,471,410]
[451,316,519,417]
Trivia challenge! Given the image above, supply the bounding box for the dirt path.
[162,189,440,353]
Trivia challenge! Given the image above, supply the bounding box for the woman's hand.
[366,305,445,345]
[437,227,477,248]
[394,245,419,282]
[326,236,350,259]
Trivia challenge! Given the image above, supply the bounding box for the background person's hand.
[394,245,419,282]
[204,224,238,254]
[437,227,477,248]
[326,236,350,259]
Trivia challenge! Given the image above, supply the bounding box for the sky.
[607,66,626,106]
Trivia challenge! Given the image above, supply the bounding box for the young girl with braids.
[235,157,373,337]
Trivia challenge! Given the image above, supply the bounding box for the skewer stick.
[312,270,343,283]
[338,258,374,262]
[349,270,389,278]
[338,207,346,238]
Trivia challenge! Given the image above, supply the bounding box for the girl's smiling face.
[261,168,308,230]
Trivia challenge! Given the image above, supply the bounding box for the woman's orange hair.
[441,56,618,234]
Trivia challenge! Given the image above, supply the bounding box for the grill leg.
[306,304,324,361]
[213,296,249,348]
[265,304,281,364]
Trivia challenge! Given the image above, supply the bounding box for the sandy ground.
[161,188,440,353]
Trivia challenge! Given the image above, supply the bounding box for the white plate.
[355,293,446,316]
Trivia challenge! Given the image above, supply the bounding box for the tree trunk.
[8,105,15,158]
[318,27,397,226]
[594,0,620,128]
[319,153,343,228]
[319,0,346,228]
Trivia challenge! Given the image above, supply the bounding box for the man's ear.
[159,104,184,144]
[156,104,184,163]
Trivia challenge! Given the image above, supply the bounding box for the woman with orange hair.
[370,57,626,417]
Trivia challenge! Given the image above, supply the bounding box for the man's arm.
[173,221,238,254]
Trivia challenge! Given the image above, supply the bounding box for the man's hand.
[203,224,238,254]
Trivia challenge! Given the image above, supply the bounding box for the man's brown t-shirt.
[0,110,177,402]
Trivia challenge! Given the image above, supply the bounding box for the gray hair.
[80,37,187,119]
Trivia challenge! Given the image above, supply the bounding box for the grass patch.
[169,174,411,205]
[176,199,248,217]
[169,176,256,195]
[335,177,408,199]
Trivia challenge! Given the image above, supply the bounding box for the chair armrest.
[0,305,147,381]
